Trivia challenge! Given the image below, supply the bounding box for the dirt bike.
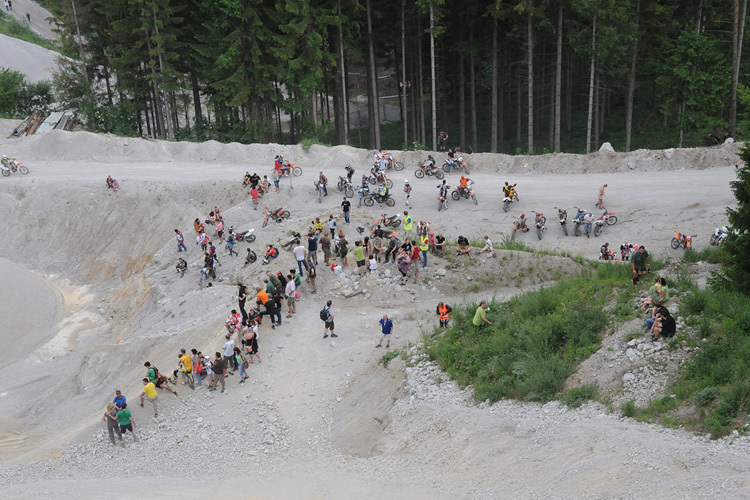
[554,207,568,236]
[671,231,696,249]
[314,181,326,203]
[363,192,395,207]
[592,209,616,237]
[337,176,355,198]
[599,249,619,261]
[262,206,291,227]
[502,190,519,212]
[414,162,445,180]
[511,212,529,240]
[451,185,478,205]
[441,155,469,174]
[368,172,393,189]
[277,162,302,177]
[371,213,402,230]
[228,227,256,243]
[281,231,302,250]
[384,153,404,171]
[710,225,731,246]
[1,159,29,177]
[572,207,587,236]
[243,248,258,266]
[531,211,547,240]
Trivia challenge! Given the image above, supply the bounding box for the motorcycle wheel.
[385,197,395,207]
[394,161,404,171]
[541,216,546,226]
[670,237,680,249]
[709,234,718,246]
[442,162,451,173]
[292,166,302,177]
[451,190,460,201]
[594,224,602,237]
[318,190,322,203]
[344,187,354,198]
[358,197,363,208]
[503,200,510,212]
[262,218,269,228]
[537,226,543,240]
[472,194,478,205]
[463,167,470,175]
[438,200,443,212]
[247,251,257,263]
[1,169,9,177]
[562,223,568,236]
[363,196,374,207]
[19,166,29,175]
[386,178,393,189]
[281,211,291,219]
[247,234,256,243]
[337,182,344,192]
[511,227,517,240]
[393,219,402,228]
[414,169,425,179]
[606,215,618,226]
[574,224,581,237]
[435,170,444,180]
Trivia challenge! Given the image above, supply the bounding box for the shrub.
[560,384,599,409]
[693,386,720,407]
[621,400,637,418]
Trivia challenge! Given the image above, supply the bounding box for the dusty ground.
[0,129,748,499]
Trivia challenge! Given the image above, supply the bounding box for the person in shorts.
[210,352,227,393]
[323,300,338,339]
[139,378,159,417]
[115,402,137,446]
[144,361,177,396]
[353,240,366,275]
[376,314,394,348]
[631,245,650,285]
[307,257,317,294]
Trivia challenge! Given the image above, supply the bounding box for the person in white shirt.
[285,275,296,317]
[478,235,496,257]
[368,254,378,272]
[292,243,308,277]
[223,335,236,374]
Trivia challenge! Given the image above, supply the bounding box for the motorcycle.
[441,155,469,174]
[511,212,529,240]
[554,207,568,236]
[710,225,731,246]
[228,226,256,243]
[384,153,404,171]
[277,161,302,177]
[281,231,302,250]
[502,189,519,212]
[1,158,29,177]
[451,184,478,205]
[592,209,616,237]
[414,162,445,180]
[337,176,355,198]
[671,230,696,249]
[599,208,618,226]
[363,192,395,207]
[531,211,547,240]
[262,206,291,228]
[371,213,402,230]
[314,181,326,203]
[438,189,449,212]
[572,207,587,236]
[368,171,393,189]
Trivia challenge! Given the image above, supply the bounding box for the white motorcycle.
[709,225,732,246]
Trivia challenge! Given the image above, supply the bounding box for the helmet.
[404,180,409,184]
[346,164,350,167]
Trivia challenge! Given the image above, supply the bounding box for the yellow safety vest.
[404,216,413,231]
[419,235,429,251]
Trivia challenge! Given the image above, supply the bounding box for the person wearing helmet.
[1,154,8,167]
[404,180,412,207]
[423,155,435,169]
[345,164,355,183]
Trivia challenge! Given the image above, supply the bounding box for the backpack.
[405,185,412,194]
[320,307,329,321]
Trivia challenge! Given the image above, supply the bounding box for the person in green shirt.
[472,301,493,327]
[353,241,366,275]
[115,402,137,446]
[631,246,650,285]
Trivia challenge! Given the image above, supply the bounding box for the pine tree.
[717,145,750,294]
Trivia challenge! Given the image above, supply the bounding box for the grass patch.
[559,383,598,408]
[426,275,614,403]
[683,247,722,264]
[379,349,401,368]
[0,11,60,53]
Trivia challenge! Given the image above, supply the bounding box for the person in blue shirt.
[376,314,394,349]
[113,390,127,411]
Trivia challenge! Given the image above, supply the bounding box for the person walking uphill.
[376,314,394,348]
[321,300,338,339]
[175,229,187,252]
[472,301,493,327]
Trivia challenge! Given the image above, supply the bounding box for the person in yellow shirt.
[176,349,194,389]
[140,378,159,417]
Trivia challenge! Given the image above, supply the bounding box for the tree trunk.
[152,5,173,139]
[190,66,202,121]
[401,0,408,146]
[338,1,349,145]
[594,75,600,148]
[469,32,477,153]
[417,15,426,146]
[586,11,597,154]
[430,5,437,152]
[366,0,381,149]
[679,97,686,148]
[625,0,641,152]
[491,21,498,153]
[554,3,563,152]
[459,54,466,151]
[527,12,534,154]
[731,0,748,137]
[516,69,522,144]
[566,49,572,142]
[69,0,96,127]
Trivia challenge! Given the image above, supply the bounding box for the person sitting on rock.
[456,235,471,256]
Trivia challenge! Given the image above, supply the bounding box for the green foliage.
[426,276,611,403]
[683,247,722,264]
[0,68,54,117]
[559,383,598,409]
[620,399,636,418]
[380,349,400,368]
[693,386,720,407]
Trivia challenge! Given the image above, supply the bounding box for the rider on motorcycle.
[345,164,355,183]
[379,182,388,198]
[458,175,473,196]
[1,155,9,167]
[318,172,328,196]
[437,180,449,199]
[423,155,436,169]
[503,182,517,199]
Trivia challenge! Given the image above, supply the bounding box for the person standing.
[113,389,127,411]
[404,180,412,207]
[175,229,187,252]
[307,256,318,294]
[322,300,338,338]
[631,245,651,285]
[210,352,227,393]
[115,402,137,446]
[438,130,448,151]
[139,378,159,417]
[285,275,296,318]
[376,314,394,348]
[353,240,366,276]
[472,301,493,327]
[337,232,349,268]
[595,184,608,209]
[410,240,420,280]
[307,232,319,265]
[102,403,120,445]
[250,186,259,210]
[583,212,594,238]
[223,334,236,374]
[328,215,336,239]
[403,211,413,240]
[237,283,248,322]
[341,197,351,224]
[267,270,282,291]
[256,286,276,329]
[293,242,307,277]
[419,231,429,268]
[436,302,452,328]
[320,232,332,265]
